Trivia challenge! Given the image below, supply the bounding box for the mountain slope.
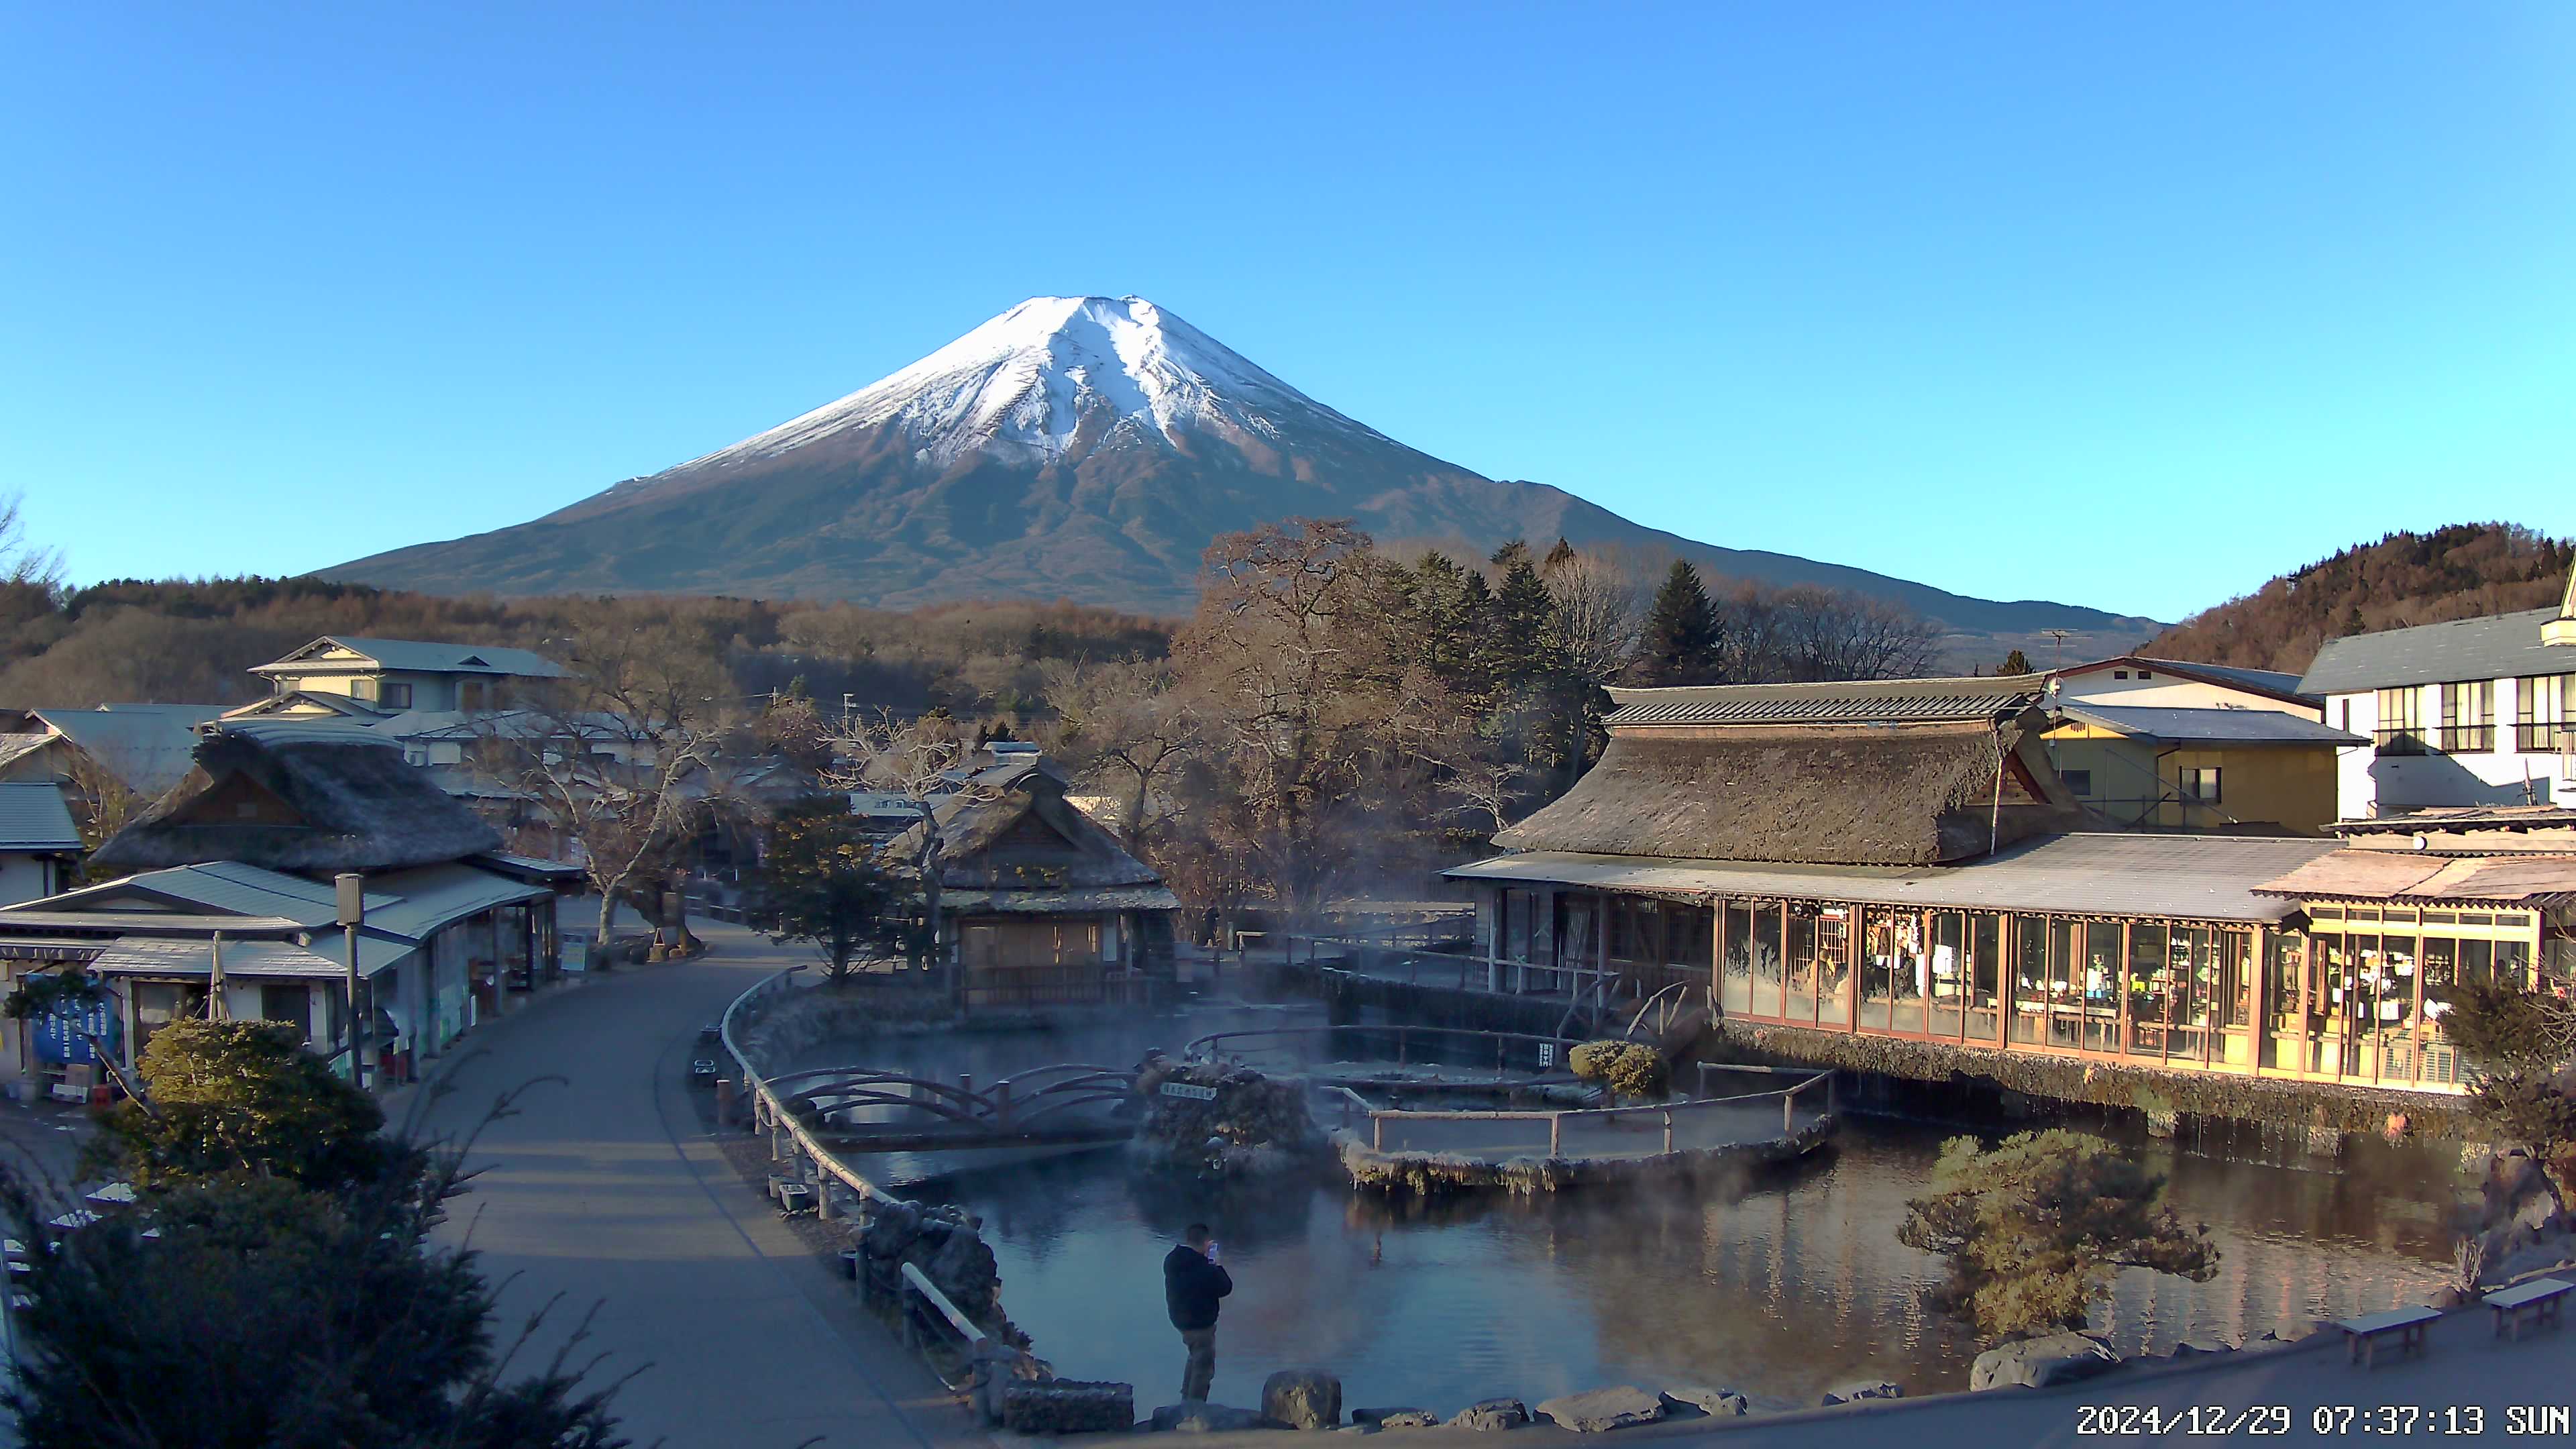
[2145,523,2575,674]
[327,296,2158,645]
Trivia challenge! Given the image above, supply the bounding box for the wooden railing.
[1186,1023,1589,1077]
[1331,1063,1835,1159]
[720,967,893,1218]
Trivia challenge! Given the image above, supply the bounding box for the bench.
[2485,1277,2573,1342]
[2340,1305,2440,1367]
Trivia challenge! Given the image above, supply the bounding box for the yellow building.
[2043,705,2362,836]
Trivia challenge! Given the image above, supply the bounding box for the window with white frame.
[2438,680,2495,753]
[2518,674,2573,752]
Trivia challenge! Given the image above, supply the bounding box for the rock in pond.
[1002,1380,1133,1434]
[1352,1407,1439,1429]
[1446,1398,1531,1432]
[1152,1402,1275,1433]
[1969,1332,2118,1391]
[1660,1386,1749,1417]
[1263,1370,1344,1431]
[1819,1380,1904,1406]
[1536,1387,1667,1432]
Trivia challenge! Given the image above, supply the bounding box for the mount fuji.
[326,295,2156,648]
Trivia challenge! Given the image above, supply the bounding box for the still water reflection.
[798,1013,2459,1411]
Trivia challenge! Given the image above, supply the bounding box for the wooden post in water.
[1372,1114,1384,1152]
[1548,1113,1562,1157]
[1782,1086,1795,1136]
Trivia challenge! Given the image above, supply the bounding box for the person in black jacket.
[1163,1223,1233,1401]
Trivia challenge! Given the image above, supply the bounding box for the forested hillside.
[2145,524,2572,674]
[0,572,1171,718]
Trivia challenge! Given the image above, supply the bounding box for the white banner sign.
[1537,1043,1556,1068]
[1159,1082,1219,1101]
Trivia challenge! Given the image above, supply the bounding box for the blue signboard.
[32,996,117,1066]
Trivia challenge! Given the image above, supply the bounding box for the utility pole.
[337,873,371,1089]
[2040,629,2074,670]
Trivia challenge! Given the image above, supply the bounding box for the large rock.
[1002,1380,1134,1434]
[1660,1387,1748,1417]
[1351,1407,1438,1429]
[1818,1380,1904,1406]
[1535,1387,1667,1432]
[1446,1398,1530,1432]
[1970,1333,2118,1391]
[1152,1401,1274,1432]
[1263,1370,1343,1431]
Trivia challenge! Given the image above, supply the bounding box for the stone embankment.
[1336,1108,1836,1196]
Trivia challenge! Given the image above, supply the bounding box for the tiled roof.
[1605,674,2047,727]
[2300,608,2571,694]
[29,704,228,797]
[255,636,566,679]
[0,784,81,852]
[1448,833,2342,924]
[2055,704,2365,745]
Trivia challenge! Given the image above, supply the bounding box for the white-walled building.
[2299,572,2576,820]
[2049,655,2320,718]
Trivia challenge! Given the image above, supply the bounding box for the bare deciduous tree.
[1040,657,1200,853]
[1,491,64,593]
[476,621,738,955]
[1542,545,1650,694]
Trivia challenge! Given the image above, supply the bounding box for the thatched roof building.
[1496,675,2084,867]
[896,759,1172,906]
[88,725,501,875]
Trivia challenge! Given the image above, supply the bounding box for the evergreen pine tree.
[1542,536,1578,574]
[1639,559,1719,684]
[1997,649,2032,676]
[1489,544,1560,690]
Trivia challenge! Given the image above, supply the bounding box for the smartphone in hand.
[1205,1240,1221,1263]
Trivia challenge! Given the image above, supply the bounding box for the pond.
[788,1007,2461,1412]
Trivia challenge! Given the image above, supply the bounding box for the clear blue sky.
[6,2,2571,622]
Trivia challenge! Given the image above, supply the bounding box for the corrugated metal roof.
[2056,704,2366,745]
[1605,675,2046,727]
[0,911,309,933]
[360,863,550,938]
[0,784,81,851]
[30,704,227,796]
[2060,657,2317,705]
[256,636,566,678]
[2253,849,2576,904]
[1444,833,2343,924]
[2300,608,2571,695]
[2335,804,2576,835]
[90,936,350,979]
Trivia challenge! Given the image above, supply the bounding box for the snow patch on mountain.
[678,295,1396,472]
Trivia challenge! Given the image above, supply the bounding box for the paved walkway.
[412,924,983,1449]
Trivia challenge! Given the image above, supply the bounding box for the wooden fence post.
[1661,1110,1674,1155]
[1548,1114,1562,1157]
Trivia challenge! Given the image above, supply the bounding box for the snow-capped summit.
[682,295,1390,472]
[327,294,2157,656]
